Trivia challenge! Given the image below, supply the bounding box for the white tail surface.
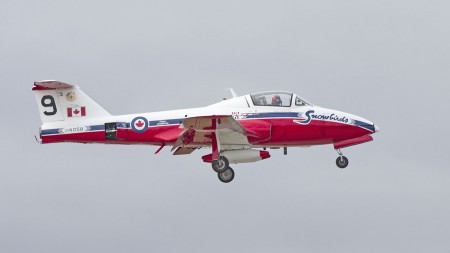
[33,80,111,124]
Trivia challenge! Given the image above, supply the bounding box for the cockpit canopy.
[250,91,312,107]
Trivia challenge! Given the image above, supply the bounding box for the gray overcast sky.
[1,0,450,252]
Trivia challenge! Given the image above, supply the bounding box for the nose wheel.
[335,149,349,169]
[336,156,349,168]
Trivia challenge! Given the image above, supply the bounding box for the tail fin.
[33,80,111,124]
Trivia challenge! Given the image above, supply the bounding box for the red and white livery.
[33,80,380,183]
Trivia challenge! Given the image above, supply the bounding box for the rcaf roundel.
[131,116,148,133]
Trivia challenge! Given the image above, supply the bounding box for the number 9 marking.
[41,95,57,116]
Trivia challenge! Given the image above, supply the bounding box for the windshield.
[251,92,293,107]
[295,96,312,106]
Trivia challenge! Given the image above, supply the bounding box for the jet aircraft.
[33,80,379,183]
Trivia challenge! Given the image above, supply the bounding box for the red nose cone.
[259,150,271,160]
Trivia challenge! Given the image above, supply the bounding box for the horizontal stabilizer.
[33,80,74,90]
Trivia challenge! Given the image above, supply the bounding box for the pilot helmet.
[272,95,282,105]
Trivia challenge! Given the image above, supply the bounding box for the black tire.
[212,157,229,173]
[218,167,235,183]
[336,156,349,169]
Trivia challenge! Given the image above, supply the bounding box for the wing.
[172,147,197,155]
[171,116,254,154]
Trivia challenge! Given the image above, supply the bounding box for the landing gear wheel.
[218,167,235,183]
[336,156,349,169]
[212,157,229,173]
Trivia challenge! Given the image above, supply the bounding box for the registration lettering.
[58,126,91,134]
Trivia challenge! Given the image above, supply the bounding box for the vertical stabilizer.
[32,80,111,124]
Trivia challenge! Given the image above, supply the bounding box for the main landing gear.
[210,119,236,183]
[211,156,229,173]
[335,149,349,169]
[212,157,235,183]
[218,167,235,183]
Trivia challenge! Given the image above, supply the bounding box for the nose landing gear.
[335,149,349,169]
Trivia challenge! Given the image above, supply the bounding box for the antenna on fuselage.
[226,88,238,98]
[34,135,42,144]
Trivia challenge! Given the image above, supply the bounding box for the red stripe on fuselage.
[248,118,372,146]
[42,131,105,144]
[41,119,373,146]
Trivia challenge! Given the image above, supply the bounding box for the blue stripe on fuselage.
[90,125,105,131]
[353,120,375,132]
[243,112,300,119]
[149,118,184,127]
[41,129,61,135]
[41,113,373,136]
[41,124,105,136]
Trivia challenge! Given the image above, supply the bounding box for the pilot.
[272,95,282,106]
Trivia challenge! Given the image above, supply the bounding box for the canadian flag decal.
[67,106,86,117]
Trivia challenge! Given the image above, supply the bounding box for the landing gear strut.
[335,149,349,169]
[218,167,235,183]
[210,119,235,183]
